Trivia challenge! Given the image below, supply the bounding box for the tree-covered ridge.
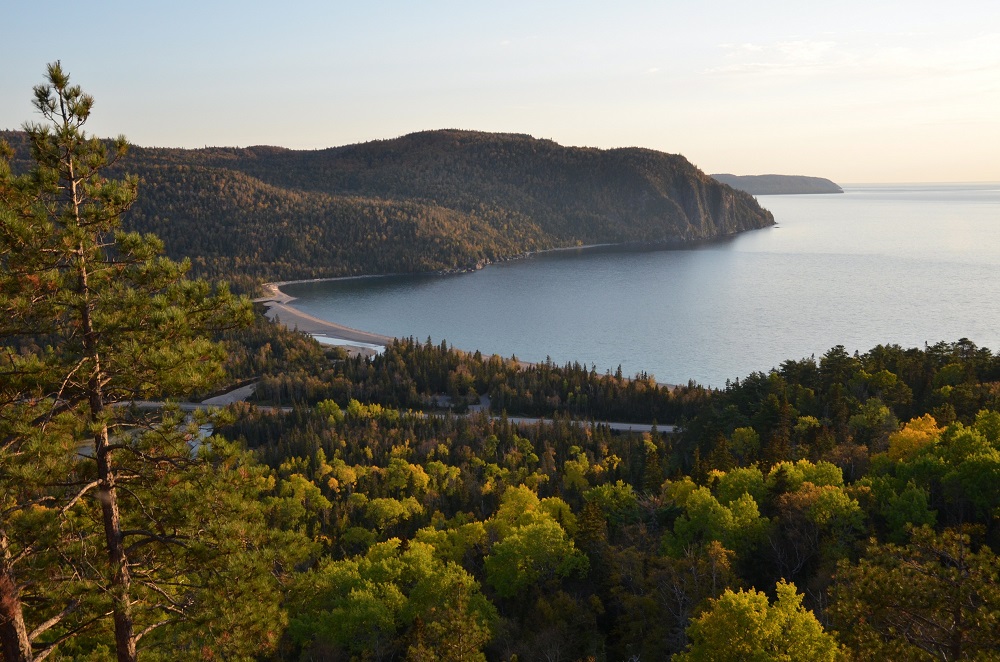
[711,173,843,195]
[169,130,774,243]
[2,129,774,290]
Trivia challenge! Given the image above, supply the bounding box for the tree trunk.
[0,531,32,662]
[80,254,136,662]
[95,429,136,662]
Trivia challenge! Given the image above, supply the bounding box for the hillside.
[2,129,775,289]
[712,173,843,195]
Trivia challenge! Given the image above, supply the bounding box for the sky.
[2,0,999,183]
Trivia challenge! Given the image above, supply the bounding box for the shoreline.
[254,288,395,358]
[252,243,618,347]
[256,230,771,305]
[253,234,770,375]
[257,289,679,389]
[253,241,630,350]
[255,269,681,389]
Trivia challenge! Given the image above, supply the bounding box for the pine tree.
[0,93,89,662]
[1,62,256,661]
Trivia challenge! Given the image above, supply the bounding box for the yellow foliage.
[888,414,942,462]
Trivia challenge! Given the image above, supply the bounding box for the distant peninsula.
[711,173,843,195]
[3,129,775,290]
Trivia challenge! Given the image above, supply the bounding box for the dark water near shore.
[282,184,1000,387]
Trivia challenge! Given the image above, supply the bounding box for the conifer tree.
[1,62,255,661]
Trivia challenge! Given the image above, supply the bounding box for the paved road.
[472,395,674,433]
[201,382,258,406]
[134,387,676,433]
[503,415,674,434]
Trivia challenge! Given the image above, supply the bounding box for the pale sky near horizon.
[2,0,998,183]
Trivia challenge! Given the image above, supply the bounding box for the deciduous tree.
[676,580,841,661]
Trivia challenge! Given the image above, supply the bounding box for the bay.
[281,183,1000,387]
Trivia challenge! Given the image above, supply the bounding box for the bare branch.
[28,599,80,641]
[31,610,113,661]
[60,480,101,515]
[122,530,191,555]
[133,617,179,645]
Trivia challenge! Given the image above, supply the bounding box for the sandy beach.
[255,282,395,356]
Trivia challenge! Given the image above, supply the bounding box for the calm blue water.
[282,184,1000,387]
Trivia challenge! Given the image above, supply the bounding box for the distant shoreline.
[259,230,770,298]
[711,173,843,195]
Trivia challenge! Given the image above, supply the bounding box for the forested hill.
[711,173,843,195]
[1,129,774,290]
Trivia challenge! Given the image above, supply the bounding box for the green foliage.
[481,486,589,598]
[240,334,707,425]
[485,516,589,598]
[113,439,311,660]
[365,496,424,530]
[288,539,495,659]
[731,426,762,464]
[268,473,333,538]
[712,464,766,506]
[766,460,845,492]
[682,339,1000,484]
[414,521,488,565]
[213,331,1000,659]
[583,480,640,526]
[882,481,937,541]
[664,486,767,557]
[215,323,1000,660]
[873,412,1000,528]
[676,580,842,661]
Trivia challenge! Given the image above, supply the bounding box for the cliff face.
[2,129,774,284]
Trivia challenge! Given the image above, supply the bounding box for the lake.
[281,183,1000,387]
